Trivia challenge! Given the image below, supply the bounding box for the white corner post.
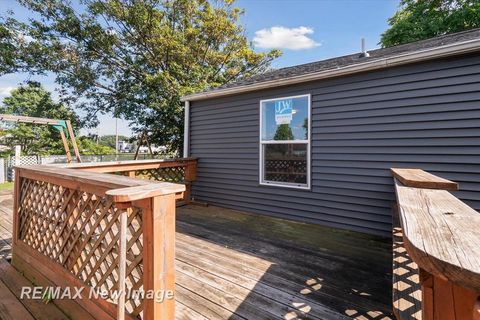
[14,145,21,166]
[13,145,21,182]
[183,100,190,158]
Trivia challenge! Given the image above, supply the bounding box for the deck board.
[0,278,35,320]
[0,192,13,261]
[0,258,69,320]
[0,189,393,319]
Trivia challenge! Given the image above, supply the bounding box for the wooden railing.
[12,162,187,320]
[392,168,480,320]
[64,158,197,204]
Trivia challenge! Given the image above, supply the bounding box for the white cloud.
[0,86,15,98]
[253,26,320,50]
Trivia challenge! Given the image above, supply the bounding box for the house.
[6,30,480,315]
[181,28,480,237]
[117,140,133,153]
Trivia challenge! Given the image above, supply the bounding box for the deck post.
[12,168,21,245]
[184,159,197,182]
[419,268,434,320]
[183,159,197,204]
[140,193,177,320]
[117,207,128,320]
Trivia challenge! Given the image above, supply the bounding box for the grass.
[0,182,14,190]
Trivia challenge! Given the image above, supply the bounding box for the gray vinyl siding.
[189,53,480,237]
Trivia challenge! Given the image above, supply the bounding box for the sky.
[0,0,400,137]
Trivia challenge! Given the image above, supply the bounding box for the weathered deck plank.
[0,278,35,320]
[0,190,393,319]
[175,206,392,319]
[0,258,69,320]
[0,193,12,260]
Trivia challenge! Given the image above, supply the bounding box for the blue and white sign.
[274,99,293,125]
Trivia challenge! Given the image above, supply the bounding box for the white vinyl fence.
[3,153,170,182]
[6,155,38,181]
[0,159,4,183]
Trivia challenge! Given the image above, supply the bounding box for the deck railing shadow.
[0,236,11,260]
[392,224,422,320]
[175,205,394,319]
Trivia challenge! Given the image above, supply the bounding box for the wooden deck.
[0,189,393,319]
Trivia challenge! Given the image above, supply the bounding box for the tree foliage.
[0,25,18,74]
[98,134,130,149]
[380,0,480,47]
[0,82,80,155]
[1,0,280,153]
[0,82,114,156]
[77,136,116,155]
[274,124,294,141]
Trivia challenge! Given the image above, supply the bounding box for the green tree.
[77,136,116,155]
[98,134,129,149]
[0,0,280,153]
[381,0,480,47]
[0,82,80,155]
[274,124,294,141]
[0,25,17,74]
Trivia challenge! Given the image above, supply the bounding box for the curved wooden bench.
[392,168,480,320]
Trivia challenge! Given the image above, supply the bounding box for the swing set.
[0,114,82,163]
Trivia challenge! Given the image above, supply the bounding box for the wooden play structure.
[133,131,154,160]
[0,114,81,163]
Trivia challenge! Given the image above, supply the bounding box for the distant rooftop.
[183,28,480,101]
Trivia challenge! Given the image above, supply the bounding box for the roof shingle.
[201,28,480,94]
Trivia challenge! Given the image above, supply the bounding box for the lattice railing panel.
[136,166,185,183]
[17,177,144,318]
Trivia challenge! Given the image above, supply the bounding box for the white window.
[259,94,311,189]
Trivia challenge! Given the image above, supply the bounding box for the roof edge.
[181,38,480,102]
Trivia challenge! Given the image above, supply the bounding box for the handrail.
[391,168,459,190]
[392,168,480,320]
[17,164,164,190]
[106,183,185,203]
[59,158,197,204]
[61,157,197,173]
[12,160,186,320]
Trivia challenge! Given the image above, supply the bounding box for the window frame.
[259,94,311,190]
